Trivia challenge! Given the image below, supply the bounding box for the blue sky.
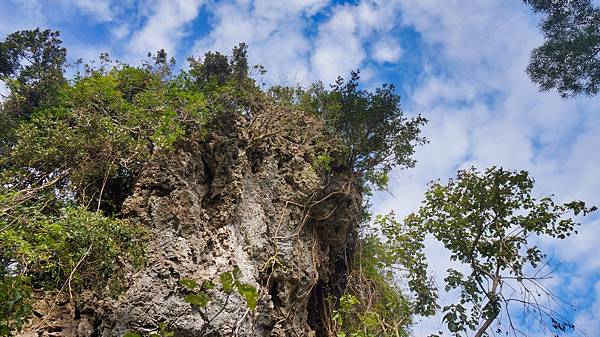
[2,0,600,336]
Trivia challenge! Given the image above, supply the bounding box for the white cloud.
[128,0,205,59]
[372,37,403,63]
[0,0,45,35]
[310,5,364,83]
[192,0,327,84]
[310,0,403,83]
[574,281,600,335]
[373,0,600,336]
[194,0,408,85]
[66,0,115,22]
[110,23,130,40]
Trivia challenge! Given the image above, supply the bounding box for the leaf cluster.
[0,29,67,144]
[179,266,258,312]
[268,70,427,191]
[524,0,600,97]
[0,203,145,290]
[0,275,31,336]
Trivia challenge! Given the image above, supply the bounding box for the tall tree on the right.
[524,0,600,98]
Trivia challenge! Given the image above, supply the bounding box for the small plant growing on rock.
[173,266,259,335]
[314,152,333,174]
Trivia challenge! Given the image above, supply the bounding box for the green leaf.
[184,292,210,307]
[178,278,197,290]
[236,283,258,311]
[220,272,234,293]
[202,280,215,290]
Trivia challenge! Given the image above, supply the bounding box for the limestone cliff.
[22,108,362,337]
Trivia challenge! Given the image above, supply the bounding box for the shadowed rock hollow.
[22,107,362,337]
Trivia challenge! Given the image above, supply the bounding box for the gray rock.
[21,111,361,337]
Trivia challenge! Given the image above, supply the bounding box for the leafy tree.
[187,43,251,91]
[329,71,427,179]
[268,71,427,191]
[524,0,600,97]
[406,167,596,337]
[0,29,67,119]
[231,42,249,82]
[188,51,231,89]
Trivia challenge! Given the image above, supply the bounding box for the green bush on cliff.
[269,71,426,192]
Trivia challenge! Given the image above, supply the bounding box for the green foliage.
[374,214,437,316]
[327,71,427,178]
[180,277,210,309]
[150,322,175,337]
[268,71,427,191]
[406,166,596,337]
[219,267,258,311]
[237,283,258,311]
[0,275,31,336]
[3,54,210,214]
[0,29,66,121]
[314,152,333,173]
[185,292,210,308]
[0,205,145,291]
[524,0,600,97]
[0,198,144,336]
[220,270,235,294]
[331,294,359,337]
[180,267,258,313]
[331,213,437,337]
[188,42,253,92]
[178,278,198,290]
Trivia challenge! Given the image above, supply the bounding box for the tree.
[524,0,600,97]
[406,167,596,337]
[0,28,67,117]
[187,43,251,91]
[268,71,427,191]
[0,29,67,155]
[328,71,427,182]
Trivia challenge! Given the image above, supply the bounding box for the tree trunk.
[473,304,499,337]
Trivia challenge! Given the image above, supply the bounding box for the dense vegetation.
[524,0,600,97]
[0,29,428,336]
[0,28,595,337]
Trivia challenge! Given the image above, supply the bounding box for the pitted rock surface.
[20,111,361,337]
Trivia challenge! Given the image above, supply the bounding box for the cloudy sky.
[2,0,599,336]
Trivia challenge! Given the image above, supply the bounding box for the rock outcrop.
[21,109,361,337]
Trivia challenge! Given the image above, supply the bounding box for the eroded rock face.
[22,111,361,337]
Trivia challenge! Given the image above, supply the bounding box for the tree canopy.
[524,0,600,97]
[406,167,596,337]
[268,70,427,191]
